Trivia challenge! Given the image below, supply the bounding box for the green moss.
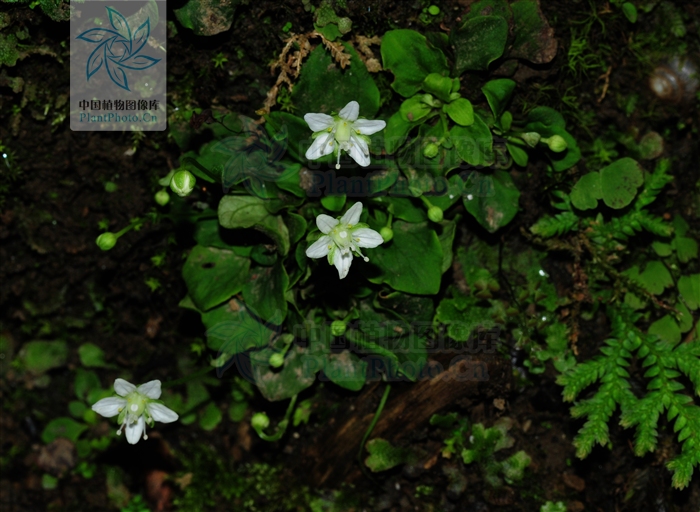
[0,34,20,67]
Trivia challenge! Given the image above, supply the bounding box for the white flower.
[304,101,386,169]
[306,202,384,279]
[92,378,178,444]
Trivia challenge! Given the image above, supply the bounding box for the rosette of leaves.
[380,28,580,233]
[171,58,454,401]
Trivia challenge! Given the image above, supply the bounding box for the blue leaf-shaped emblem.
[78,7,160,89]
[118,54,160,70]
[106,53,130,91]
[86,40,111,80]
[131,19,151,57]
[76,28,123,44]
[107,7,131,42]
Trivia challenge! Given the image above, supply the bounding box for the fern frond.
[635,158,673,210]
[560,305,700,488]
[530,211,579,238]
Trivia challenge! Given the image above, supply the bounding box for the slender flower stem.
[358,384,392,480]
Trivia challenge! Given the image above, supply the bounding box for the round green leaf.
[399,96,433,123]
[481,79,515,119]
[218,196,290,254]
[451,113,494,167]
[242,262,289,324]
[203,299,277,353]
[509,0,558,64]
[622,2,638,23]
[20,341,68,375]
[676,301,693,333]
[600,158,644,209]
[368,221,443,295]
[422,73,453,102]
[652,241,673,257]
[678,274,700,310]
[673,237,698,263]
[636,261,673,295]
[463,170,520,232]
[42,417,88,443]
[445,98,475,126]
[320,194,347,212]
[648,315,680,346]
[182,245,251,311]
[78,343,108,368]
[292,44,380,117]
[381,29,449,97]
[570,172,602,210]
[506,142,529,167]
[253,344,318,401]
[638,131,663,160]
[452,16,509,74]
[199,402,223,431]
[323,351,367,391]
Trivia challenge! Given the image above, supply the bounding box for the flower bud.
[520,132,541,147]
[155,189,170,206]
[269,353,284,368]
[545,135,567,152]
[96,232,117,251]
[170,169,196,197]
[423,142,439,159]
[331,320,347,337]
[251,412,270,430]
[428,206,444,223]
[380,226,394,242]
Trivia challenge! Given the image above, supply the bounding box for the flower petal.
[341,202,363,225]
[125,416,145,444]
[136,380,162,399]
[333,249,353,279]
[306,235,332,259]
[305,132,335,160]
[353,228,384,248]
[114,378,136,397]
[353,119,386,135]
[92,397,126,418]
[148,403,179,423]
[304,113,334,132]
[316,214,339,234]
[339,101,359,121]
[346,134,371,167]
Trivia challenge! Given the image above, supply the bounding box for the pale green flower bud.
[331,320,347,337]
[269,353,284,368]
[545,135,567,152]
[423,143,439,159]
[428,206,444,223]
[251,412,270,430]
[155,189,170,206]
[96,232,117,251]
[380,226,394,242]
[170,169,196,197]
[520,132,541,147]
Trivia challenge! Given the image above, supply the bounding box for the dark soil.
[1,0,699,511]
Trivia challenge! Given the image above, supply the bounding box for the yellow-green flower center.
[125,391,148,418]
[335,120,351,143]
